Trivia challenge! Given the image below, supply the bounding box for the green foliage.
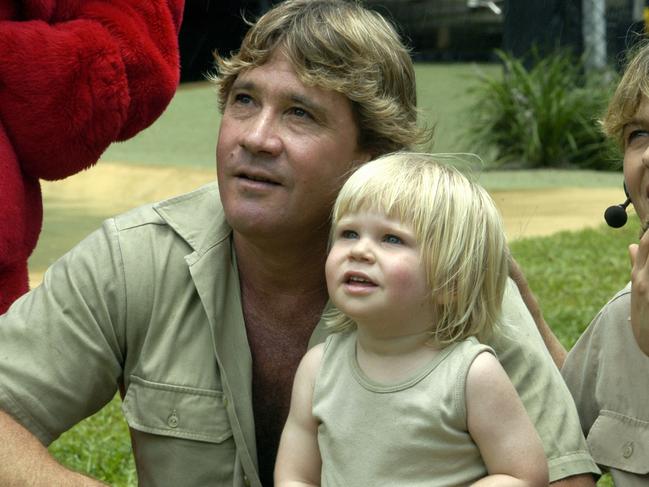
[48,396,136,486]
[511,216,639,349]
[468,50,620,170]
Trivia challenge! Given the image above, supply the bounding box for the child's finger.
[633,231,649,272]
[629,243,639,268]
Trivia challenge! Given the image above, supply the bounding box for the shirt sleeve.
[561,308,605,437]
[489,279,600,482]
[0,219,127,445]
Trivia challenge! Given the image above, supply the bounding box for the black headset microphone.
[604,183,631,228]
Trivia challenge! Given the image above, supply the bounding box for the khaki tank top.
[312,332,493,487]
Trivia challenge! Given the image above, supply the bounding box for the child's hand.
[629,230,649,356]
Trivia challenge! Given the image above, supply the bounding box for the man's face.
[216,51,370,241]
[623,96,649,226]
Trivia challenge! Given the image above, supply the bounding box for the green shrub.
[467,50,620,170]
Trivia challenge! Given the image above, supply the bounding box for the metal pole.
[582,0,607,71]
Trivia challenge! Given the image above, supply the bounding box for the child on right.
[561,41,649,486]
[274,152,548,486]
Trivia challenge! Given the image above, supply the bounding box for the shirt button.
[622,441,634,458]
[223,396,229,408]
[167,409,179,428]
[243,474,250,486]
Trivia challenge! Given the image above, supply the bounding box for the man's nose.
[240,109,282,156]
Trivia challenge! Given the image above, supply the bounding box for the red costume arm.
[0,0,184,181]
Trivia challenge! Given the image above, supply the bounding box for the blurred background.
[178,0,649,80]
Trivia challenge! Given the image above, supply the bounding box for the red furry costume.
[0,0,184,313]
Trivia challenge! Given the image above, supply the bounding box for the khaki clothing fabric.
[0,183,597,486]
[562,283,649,486]
[314,333,492,486]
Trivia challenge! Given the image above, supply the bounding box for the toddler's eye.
[383,234,403,245]
[341,230,358,239]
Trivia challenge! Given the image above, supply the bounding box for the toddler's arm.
[629,229,649,356]
[274,345,324,487]
[467,352,549,487]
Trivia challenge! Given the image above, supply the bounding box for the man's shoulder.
[578,282,632,342]
[112,182,221,230]
[109,183,229,252]
[600,282,632,315]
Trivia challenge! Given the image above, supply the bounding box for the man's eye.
[289,107,312,119]
[341,230,358,239]
[233,93,253,105]
[383,234,403,245]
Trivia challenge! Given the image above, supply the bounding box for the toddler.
[274,152,548,487]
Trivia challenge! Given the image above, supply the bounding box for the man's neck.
[233,230,330,486]
[233,231,329,298]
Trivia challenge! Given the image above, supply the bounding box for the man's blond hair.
[210,0,429,155]
[327,153,509,346]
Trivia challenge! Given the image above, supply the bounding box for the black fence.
[178,0,647,81]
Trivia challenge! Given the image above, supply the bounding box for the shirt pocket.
[587,409,649,474]
[122,375,233,443]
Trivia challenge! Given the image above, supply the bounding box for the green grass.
[49,397,136,486]
[511,218,639,350]
[29,207,108,272]
[415,62,502,154]
[100,82,221,168]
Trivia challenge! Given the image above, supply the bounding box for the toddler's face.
[623,96,649,230]
[325,211,434,335]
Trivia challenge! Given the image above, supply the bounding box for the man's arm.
[549,475,596,487]
[494,279,600,482]
[0,221,126,483]
[274,345,323,487]
[509,255,567,368]
[0,410,105,486]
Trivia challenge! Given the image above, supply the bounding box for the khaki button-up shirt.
[0,183,597,485]
[563,283,649,486]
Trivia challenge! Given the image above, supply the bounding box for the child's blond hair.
[327,152,509,346]
[602,40,649,146]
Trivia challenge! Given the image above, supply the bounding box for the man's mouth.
[237,172,280,185]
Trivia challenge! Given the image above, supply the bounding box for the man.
[0,0,598,485]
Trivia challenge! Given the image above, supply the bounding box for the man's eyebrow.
[230,79,256,92]
[289,93,327,118]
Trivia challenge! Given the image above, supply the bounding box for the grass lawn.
[34,63,625,485]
